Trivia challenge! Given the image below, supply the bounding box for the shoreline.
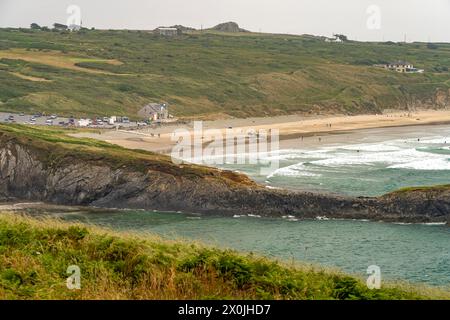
[0,201,448,226]
[72,109,450,154]
[2,124,450,224]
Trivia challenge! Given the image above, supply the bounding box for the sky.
[0,0,449,42]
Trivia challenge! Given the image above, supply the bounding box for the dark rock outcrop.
[210,22,249,33]
[0,132,448,223]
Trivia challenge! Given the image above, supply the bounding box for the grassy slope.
[0,28,449,119]
[0,213,448,300]
[386,185,450,196]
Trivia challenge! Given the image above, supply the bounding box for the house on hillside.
[68,23,81,32]
[53,23,68,31]
[156,27,180,37]
[138,103,169,121]
[325,36,343,43]
[376,61,424,73]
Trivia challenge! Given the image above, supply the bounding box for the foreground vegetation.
[0,213,448,300]
[0,27,449,119]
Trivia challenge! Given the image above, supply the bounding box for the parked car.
[77,119,90,127]
[122,117,130,124]
[45,119,53,125]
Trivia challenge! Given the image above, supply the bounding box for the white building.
[380,61,424,73]
[68,24,81,32]
[325,36,343,43]
[156,27,179,37]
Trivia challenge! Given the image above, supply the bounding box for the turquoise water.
[51,209,450,287]
[34,125,450,288]
[216,125,450,196]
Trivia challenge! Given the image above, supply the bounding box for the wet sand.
[72,110,450,154]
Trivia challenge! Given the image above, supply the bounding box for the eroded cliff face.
[378,188,450,221]
[0,138,354,216]
[402,88,450,111]
[0,133,449,223]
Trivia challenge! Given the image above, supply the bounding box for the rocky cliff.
[0,126,448,223]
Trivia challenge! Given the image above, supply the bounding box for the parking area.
[0,112,146,129]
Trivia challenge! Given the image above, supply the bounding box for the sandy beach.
[72,109,450,154]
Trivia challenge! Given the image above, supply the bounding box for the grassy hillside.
[0,213,448,300]
[0,28,449,119]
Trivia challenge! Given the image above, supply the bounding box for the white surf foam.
[389,158,450,170]
[268,162,322,178]
[312,148,449,169]
[421,222,447,226]
[340,143,402,152]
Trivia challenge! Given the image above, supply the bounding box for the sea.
[25,124,450,287]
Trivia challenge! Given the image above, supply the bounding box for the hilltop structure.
[170,25,196,33]
[53,23,68,31]
[325,37,343,43]
[155,27,181,36]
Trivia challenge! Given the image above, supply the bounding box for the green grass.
[0,28,449,119]
[0,213,448,300]
[387,184,450,195]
